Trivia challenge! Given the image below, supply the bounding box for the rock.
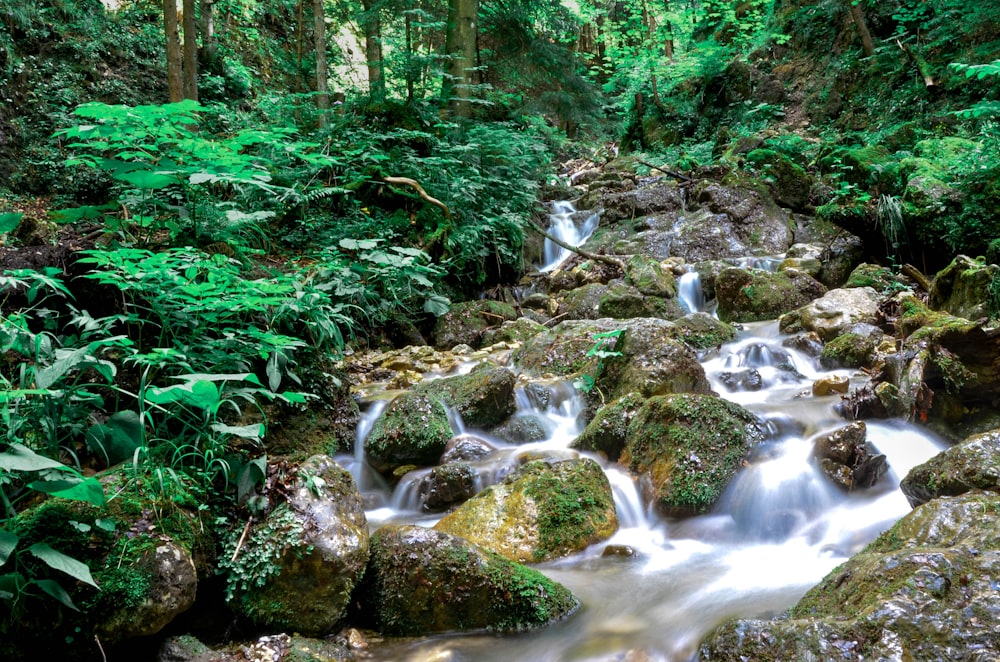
[812,422,888,491]
[622,394,766,517]
[431,300,519,350]
[490,414,549,444]
[670,312,738,350]
[714,266,827,323]
[356,525,579,635]
[413,362,516,429]
[434,458,618,563]
[157,635,214,661]
[745,148,813,211]
[595,182,686,224]
[481,317,546,346]
[572,392,647,461]
[625,254,677,297]
[365,393,453,473]
[928,254,1000,321]
[778,286,881,340]
[699,492,1000,661]
[557,282,608,319]
[225,456,369,635]
[718,368,764,392]
[513,318,623,377]
[901,429,1000,507]
[418,463,478,510]
[597,280,686,320]
[844,262,905,291]
[811,375,849,396]
[819,324,884,369]
[440,434,497,463]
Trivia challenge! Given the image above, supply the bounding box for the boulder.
[434,458,618,563]
[745,148,813,211]
[224,456,369,635]
[356,525,579,635]
[596,280,686,320]
[928,254,1000,321]
[669,312,738,350]
[624,254,677,297]
[699,492,1000,661]
[365,393,453,473]
[557,282,608,320]
[812,421,888,491]
[490,415,549,444]
[413,362,517,429]
[572,392,647,461]
[440,434,497,464]
[901,429,1000,507]
[622,394,766,516]
[481,317,546,346]
[418,463,478,510]
[431,300,519,350]
[819,323,884,369]
[778,286,881,340]
[513,318,623,377]
[715,267,827,323]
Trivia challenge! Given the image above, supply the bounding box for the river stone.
[597,280,686,320]
[226,456,369,635]
[625,254,677,297]
[513,318,623,376]
[481,317,546,346]
[490,414,549,444]
[901,429,1000,507]
[715,267,827,323]
[356,525,579,635]
[819,324,883,369]
[557,282,609,319]
[595,317,713,401]
[431,300,519,350]
[812,422,888,491]
[413,362,516,429]
[365,392,452,473]
[622,394,767,517]
[698,491,1000,661]
[778,286,881,340]
[418,463,478,510]
[928,254,1000,321]
[434,458,618,563]
[440,433,496,463]
[572,392,647,461]
[670,312,738,350]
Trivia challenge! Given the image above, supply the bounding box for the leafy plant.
[573,329,624,397]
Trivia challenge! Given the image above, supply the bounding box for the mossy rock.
[413,362,516,429]
[900,429,1000,507]
[356,525,579,635]
[431,300,519,350]
[557,282,609,319]
[844,263,903,291]
[481,317,546,346]
[778,286,881,341]
[597,280,685,320]
[622,394,766,517]
[513,318,622,376]
[819,328,881,369]
[434,458,618,563]
[817,144,891,187]
[928,254,1000,321]
[746,148,813,211]
[669,312,738,350]
[572,392,647,461]
[715,266,827,323]
[365,392,453,473]
[624,254,677,297]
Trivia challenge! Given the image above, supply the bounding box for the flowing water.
[539,201,600,273]
[340,208,948,661]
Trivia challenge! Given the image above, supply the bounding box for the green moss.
[364,392,453,473]
[820,332,878,369]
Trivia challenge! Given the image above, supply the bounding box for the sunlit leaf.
[27,543,99,588]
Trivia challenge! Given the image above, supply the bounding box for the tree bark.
[361,0,385,101]
[849,2,875,57]
[314,0,329,127]
[182,0,198,100]
[164,0,184,102]
[200,0,216,63]
[443,0,478,118]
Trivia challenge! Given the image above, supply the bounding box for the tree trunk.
[164,0,183,102]
[200,0,216,63]
[361,0,385,101]
[314,0,329,126]
[849,2,875,57]
[182,0,198,100]
[442,0,478,118]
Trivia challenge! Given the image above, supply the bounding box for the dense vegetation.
[1,0,998,656]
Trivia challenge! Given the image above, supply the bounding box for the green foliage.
[573,329,624,396]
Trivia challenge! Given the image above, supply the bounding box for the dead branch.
[901,263,931,292]
[527,219,625,271]
[897,40,937,90]
[636,159,694,182]
[380,176,452,220]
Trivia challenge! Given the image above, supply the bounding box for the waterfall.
[539,200,600,273]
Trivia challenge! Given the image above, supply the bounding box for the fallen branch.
[380,176,452,220]
[636,159,694,183]
[901,263,931,292]
[527,219,625,271]
[897,40,937,90]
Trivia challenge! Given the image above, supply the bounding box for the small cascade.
[539,200,600,272]
[726,255,784,271]
[677,270,708,314]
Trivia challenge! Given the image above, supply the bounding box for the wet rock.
[418,463,478,510]
[572,392,647,461]
[844,262,906,291]
[670,312,738,350]
[481,317,546,346]
[513,318,623,377]
[715,267,826,323]
[699,492,1000,661]
[622,394,766,517]
[745,148,813,211]
[365,393,452,473]
[625,254,677,297]
[812,422,888,491]
[440,434,497,463]
[782,331,824,357]
[597,280,686,320]
[356,525,579,635]
[901,429,1000,507]
[718,368,764,392]
[434,458,618,563]
[928,254,1000,321]
[491,414,549,444]
[819,324,884,369]
[413,362,516,429]
[811,375,849,396]
[779,286,881,340]
[431,300,519,350]
[595,182,686,224]
[557,282,608,319]
[225,456,369,635]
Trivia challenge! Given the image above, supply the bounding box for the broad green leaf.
[236,455,267,502]
[28,476,107,507]
[339,238,381,251]
[423,295,450,316]
[210,422,264,442]
[85,410,143,466]
[145,379,220,411]
[27,543,99,588]
[34,346,93,389]
[114,170,179,190]
[0,529,19,566]
[0,444,69,472]
[0,212,23,234]
[33,578,80,611]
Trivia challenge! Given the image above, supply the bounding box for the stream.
[338,202,947,661]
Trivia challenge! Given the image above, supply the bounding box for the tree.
[849,0,875,57]
[164,0,184,101]
[442,0,478,118]
[183,0,199,100]
[361,0,386,101]
[315,0,329,125]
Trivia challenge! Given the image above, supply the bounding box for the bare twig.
[380,176,452,220]
[636,159,694,182]
[230,516,254,563]
[901,263,931,292]
[526,220,625,271]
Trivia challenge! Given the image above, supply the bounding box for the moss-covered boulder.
[844,262,906,291]
[670,311,738,350]
[819,324,883,369]
[365,393,452,473]
[699,492,1000,660]
[715,266,826,323]
[356,525,579,635]
[625,254,677,297]
[557,282,608,319]
[571,392,647,461]
[223,456,369,635]
[413,362,516,429]
[481,317,546,346]
[746,148,813,211]
[513,318,623,377]
[622,394,766,516]
[778,286,881,340]
[434,458,618,563]
[928,254,1000,321]
[431,300,519,350]
[597,280,686,320]
[901,430,1000,507]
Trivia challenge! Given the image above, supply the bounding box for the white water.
[540,200,600,272]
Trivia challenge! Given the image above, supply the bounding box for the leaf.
[236,455,267,503]
[0,212,23,234]
[0,529,19,566]
[85,410,143,466]
[114,170,179,190]
[339,238,381,251]
[28,476,107,507]
[27,543,99,589]
[34,346,93,389]
[0,444,70,472]
[210,422,264,442]
[33,578,80,611]
[423,294,450,316]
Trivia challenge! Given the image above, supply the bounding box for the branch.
[380,176,452,220]
[526,219,625,271]
[897,40,937,89]
[901,263,931,292]
[636,159,694,182]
